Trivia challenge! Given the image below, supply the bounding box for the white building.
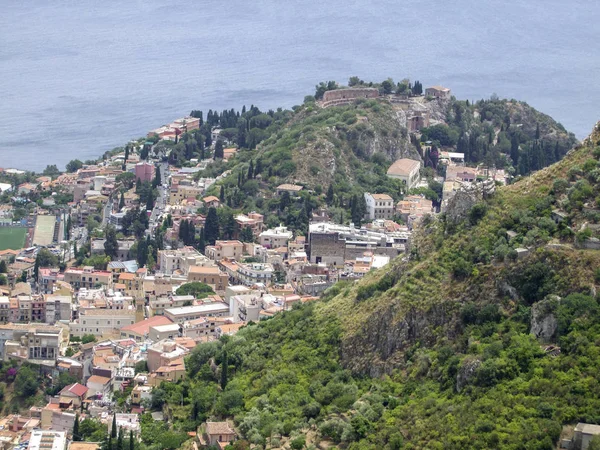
[157,247,210,275]
[164,302,230,324]
[386,158,421,190]
[259,226,293,249]
[70,308,136,337]
[364,193,395,221]
[228,262,274,286]
[28,430,67,450]
[230,294,263,323]
[149,323,182,342]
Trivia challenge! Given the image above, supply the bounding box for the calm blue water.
[0,0,598,172]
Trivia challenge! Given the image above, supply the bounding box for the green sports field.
[0,227,27,250]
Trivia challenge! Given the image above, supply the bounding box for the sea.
[0,0,598,172]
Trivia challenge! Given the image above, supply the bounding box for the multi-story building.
[308,222,406,267]
[134,162,155,183]
[44,294,73,324]
[147,339,190,372]
[259,226,293,249]
[70,308,136,337]
[107,260,139,283]
[0,296,9,323]
[157,247,209,275]
[91,239,135,261]
[221,261,274,287]
[205,240,244,262]
[234,212,264,238]
[119,315,174,342]
[164,303,230,324]
[148,323,182,342]
[169,183,202,205]
[386,158,421,190]
[396,195,434,225]
[28,430,67,450]
[187,266,228,291]
[0,323,66,361]
[364,193,395,221]
[64,267,113,290]
[38,267,64,294]
[425,85,451,100]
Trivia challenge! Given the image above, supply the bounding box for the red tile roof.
[60,383,88,398]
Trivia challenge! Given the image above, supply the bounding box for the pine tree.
[73,413,80,441]
[119,192,125,210]
[220,350,229,389]
[111,414,117,439]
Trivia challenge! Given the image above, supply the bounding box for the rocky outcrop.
[445,180,496,225]
[530,295,561,343]
[456,357,482,392]
[340,302,460,378]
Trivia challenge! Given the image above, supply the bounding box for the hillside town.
[0,85,538,450]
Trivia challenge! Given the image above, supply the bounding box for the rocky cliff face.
[530,295,561,343]
[340,299,461,377]
[445,179,496,225]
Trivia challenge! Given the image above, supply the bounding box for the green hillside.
[150,118,600,449]
[195,81,577,235]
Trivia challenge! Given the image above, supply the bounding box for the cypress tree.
[146,193,154,212]
[73,413,80,441]
[204,208,219,246]
[535,123,540,140]
[247,160,254,179]
[111,414,117,439]
[214,140,224,159]
[129,430,134,450]
[326,184,334,205]
[119,192,125,210]
[152,167,161,188]
[219,185,225,202]
[255,159,262,176]
[510,134,519,166]
[198,228,206,253]
[220,350,229,390]
[117,427,124,450]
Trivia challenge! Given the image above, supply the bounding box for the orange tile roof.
[87,375,111,385]
[120,316,174,336]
